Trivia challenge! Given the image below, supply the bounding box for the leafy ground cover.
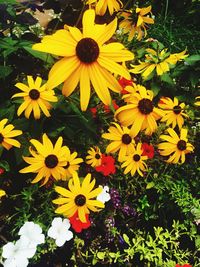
[0,0,200,266]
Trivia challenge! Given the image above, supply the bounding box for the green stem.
[164,0,169,21]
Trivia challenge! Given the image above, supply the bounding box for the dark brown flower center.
[138,98,153,115]
[133,154,140,162]
[173,105,182,114]
[76,38,99,64]
[29,89,40,100]
[122,134,132,144]
[0,133,4,143]
[75,194,86,206]
[95,153,101,159]
[45,154,58,168]
[64,162,70,169]
[177,140,186,151]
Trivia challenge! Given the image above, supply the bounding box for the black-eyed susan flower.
[115,86,163,136]
[20,134,69,185]
[0,119,22,150]
[102,122,136,162]
[122,84,152,103]
[86,146,102,167]
[119,6,154,41]
[121,143,148,176]
[130,48,188,79]
[158,128,194,164]
[53,173,104,222]
[88,0,123,16]
[158,97,188,129]
[0,189,6,198]
[32,9,134,111]
[12,76,57,120]
[62,147,83,180]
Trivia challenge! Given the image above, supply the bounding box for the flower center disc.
[29,89,40,100]
[95,153,101,159]
[133,154,140,162]
[177,140,186,151]
[138,98,153,115]
[45,154,59,168]
[122,134,132,144]
[76,38,99,64]
[75,194,86,206]
[0,133,4,143]
[173,105,182,114]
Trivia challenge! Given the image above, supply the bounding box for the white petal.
[2,243,15,259]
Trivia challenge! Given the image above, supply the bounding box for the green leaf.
[146,182,155,189]
[185,55,200,65]
[0,161,10,172]
[123,234,130,245]
[23,46,54,65]
[160,73,174,85]
[97,252,105,260]
[151,83,160,96]
[0,65,12,78]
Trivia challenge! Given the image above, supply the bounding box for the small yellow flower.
[158,128,194,164]
[12,76,57,120]
[0,189,6,198]
[53,173,104,222]
[122,84,153,103]
[86,147,102,167]
[121,143,148,176]
[158,97,188,129]
[195,96,200,106]
[88,0,123,16]
[0,119,22,150]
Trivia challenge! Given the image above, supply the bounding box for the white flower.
[47,217,73,247]
[2,238,36,267]
[18,221,45,247]
[96,185,110,204]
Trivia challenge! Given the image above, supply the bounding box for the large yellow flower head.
[32,9,134,111]
[158,97,188,129]
[20,134,70,185]
[119,6,154,41]
[53,173,104,222]
[158,128,194,164]
[88,0,123,16]
[0,119,22,150]
[115,86,163,136]
[121,143,148,177]
[86,146,102,167]
[130,48,188,79]
[12,76,58,120]
[102,122,136,162]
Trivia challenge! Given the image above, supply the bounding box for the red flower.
[90,107,98,118]
[175,265,192,267]
[0,168,5,175]
[103,100,119,113]
[118,77,133,88]
[95,154,116,176]
[69,211,91,233]
[142,143,154,159]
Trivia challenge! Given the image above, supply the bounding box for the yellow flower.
[12,76,58,120]
[88,0,123,16]
[86,146,102,167]
[20,134,69,185]
[115,86,163,136]
[130,48,188,79]
[0,189,6,198]
[61,147,83,180]
[102,122,135,162]
[53,173,104,222]
[122,84,153,103]
[0,119,22,150]
[120,6,154,41]
[158,128,194,164]
[195,96,200,106]
[158,97,188,129]
[32,9,134,111]
[121,143,148,176]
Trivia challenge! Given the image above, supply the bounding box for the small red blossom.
[69,212,91,233]
[103,100,119,113]
[0,168,5,175]
[95,154,116,176]
[90,107,98,118]
[175,264,192,267]
[118,77,133,88]
[142,143,154,159]
[158,96,168,105]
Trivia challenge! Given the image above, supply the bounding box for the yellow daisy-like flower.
[0,189,6,198]
[0,118,22,150]
[12,76,58,120]
[122,84,152,103]
[121,143,148,176]
[86,146,102,167]
[120,6,154,41]
[195,96,200,106]
[115,86,163,136]
[20,134,69,185]
[32,9,134,111]
[158,97,188,129]
[88,0,123,16]
[102,122,135,162]
[53,173,104,222]
[158,128,194,164]
[61,147,83,180]
[130,48,188,79]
